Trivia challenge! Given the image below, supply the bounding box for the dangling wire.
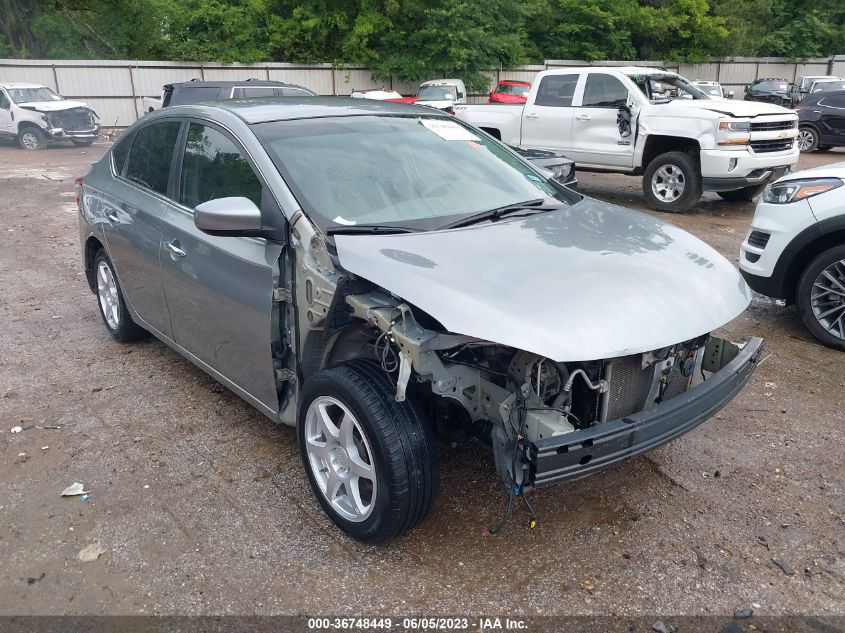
[374,331,399,373]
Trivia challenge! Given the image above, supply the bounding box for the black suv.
[162,79,316,107]
[795,90,845,152]
[744,78,791,107]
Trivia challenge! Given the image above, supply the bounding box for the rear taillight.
[75,177,83,207]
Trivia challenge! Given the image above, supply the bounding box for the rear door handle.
[574,114,591,121]
[525,112,539,120]
[165,241,186,258]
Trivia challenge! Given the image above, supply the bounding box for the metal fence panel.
[0,64,57,89]
[134,66,201,96]
[56,66,133,97]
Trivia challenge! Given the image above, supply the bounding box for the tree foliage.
[1,0,843,87]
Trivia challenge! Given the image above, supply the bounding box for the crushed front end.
[39,107,100,141]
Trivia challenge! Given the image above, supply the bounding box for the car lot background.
[0,140,843,616]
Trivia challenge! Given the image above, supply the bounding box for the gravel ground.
[0,139,843,617]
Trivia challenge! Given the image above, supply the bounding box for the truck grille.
[750,120,796,132]
[49,108,95,132]
[750,139,794,153]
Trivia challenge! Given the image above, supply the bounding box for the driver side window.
[0,91,9,109]
[582,74,628,108]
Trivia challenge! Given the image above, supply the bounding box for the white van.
[415,79,467,111]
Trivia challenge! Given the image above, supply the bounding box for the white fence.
[2,56,844,128]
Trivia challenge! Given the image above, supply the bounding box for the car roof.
[168,96,451,124]
[167,79,308,89]
[0,82,49,89]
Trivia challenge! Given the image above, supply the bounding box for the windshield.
[496,83,530,96]
[417,85,456,101]
[254,115,569,232]
[813,80,845,92]
[628,73,708,102]
[696,84,722,97]
[754,80,788,92]
[7,87,63,104]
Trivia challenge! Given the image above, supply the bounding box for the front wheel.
[717,185,765,202]
[797,127,818,153]
[798,245,845,351]
[298,360,439,543]
[642,151,703,213]
[18,128,48,150]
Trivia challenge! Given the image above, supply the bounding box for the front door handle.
[574,114,591,121]
[106,212,119,223]
[525,112,539,120]
[165,241,186,258]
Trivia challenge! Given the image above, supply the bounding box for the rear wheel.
[18,127,47,150]
[642,151,702,213]
[298,360,439,542]
[717,185,766,202]
[93,249,147,342]
[797,245,845,351]
[797,127,818,153]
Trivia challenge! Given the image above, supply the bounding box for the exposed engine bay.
[335,288,727,489]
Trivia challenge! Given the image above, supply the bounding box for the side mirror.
[194,196,263,236]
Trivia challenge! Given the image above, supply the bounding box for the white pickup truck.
[455,66,800,212]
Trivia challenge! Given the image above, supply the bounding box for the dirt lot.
[0,139,843,618]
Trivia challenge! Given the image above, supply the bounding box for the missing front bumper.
[527,336,764,487]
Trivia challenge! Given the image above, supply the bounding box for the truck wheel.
[797,127,818,152]
[642,151,702,213]
[93,249,147,342]
[797,245,845,351]
[298,359,439,542]
[716,185,765,202]
[18,127,47,150]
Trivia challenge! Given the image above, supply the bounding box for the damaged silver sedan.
[78,98,762,542]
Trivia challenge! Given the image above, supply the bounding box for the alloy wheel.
[652,164,686,203]
[811,258,845,340]
[21,132,39,150]
[96,261,121,330]
[304,396,377,522]
[797,129,815,151]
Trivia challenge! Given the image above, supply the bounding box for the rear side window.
[233,86,276,98]
[0,91,9,109]
[821,95,845,108]
[179,122,262,208]
[279,87,313,96]
[582,74,628,108]
[125,121,181,195]
[171,86,221,105]
[111,132,133,175]
[535,74,578,107]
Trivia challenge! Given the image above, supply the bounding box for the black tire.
[92,249,147,342]
[72,139,95,147]
[797,245,845,352]
[18,127,48,150]
[716,184,766,202]
[797,126,819,153]
[642,151,703,213]
[817,145,833,152]
[297,360,439,543]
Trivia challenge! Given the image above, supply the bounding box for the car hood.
[415,99,454,110]
[19,100,90,112]
[659,99,794,118]
[333,198,751,361]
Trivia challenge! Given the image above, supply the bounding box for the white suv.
[740,162,845,350]
[0,83,100,150]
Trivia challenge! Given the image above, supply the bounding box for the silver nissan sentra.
[78,98,762,542]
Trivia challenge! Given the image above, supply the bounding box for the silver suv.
[78,98,762,542]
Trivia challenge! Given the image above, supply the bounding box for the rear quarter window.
[110,131,134,175]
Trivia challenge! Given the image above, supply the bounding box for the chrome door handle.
[165,241,186,257]
[525,112,539,120]
[574,114,591,121]
[106,212,119,223]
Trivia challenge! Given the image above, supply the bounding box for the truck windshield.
[7,87,63,104]
[417,86,456,101]
[254,115,571,232]
[628,74,708,102]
